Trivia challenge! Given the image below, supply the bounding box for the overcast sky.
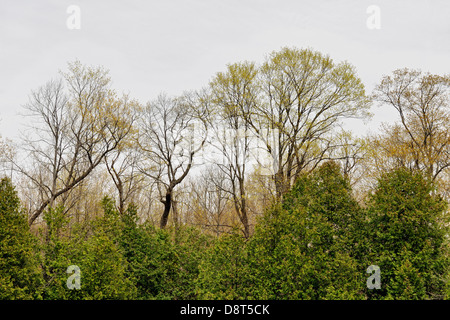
[1,0,449,140]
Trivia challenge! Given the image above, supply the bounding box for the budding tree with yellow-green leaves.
[9,61,139,226]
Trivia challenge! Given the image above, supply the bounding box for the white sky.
[1,0,449,140]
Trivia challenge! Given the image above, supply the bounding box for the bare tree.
[186,167,233,237]
[0,134,14,178]
[105,148,144,215]
[103,101,143,215]
[137,92,209,229]
[12,61,136,225]
[372,68,450,182]
[209,61,257,238]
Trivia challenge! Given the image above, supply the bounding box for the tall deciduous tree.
[209,62,258,238]
[12,61,137,226]
[104,118,143,215]
[137,92,209,229]
[240,47,371,198]
[372,69,450,184]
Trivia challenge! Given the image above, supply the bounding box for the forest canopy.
[0,47,449,300]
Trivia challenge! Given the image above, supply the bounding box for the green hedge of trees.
[0,162,449,300]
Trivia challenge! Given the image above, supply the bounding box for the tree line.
[0,46,449,299]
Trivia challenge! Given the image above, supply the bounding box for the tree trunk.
[172,199,179,242]
[241,207,250,239]
[118,179,125,215]
[160,192,172,229]
[274,171,285,200]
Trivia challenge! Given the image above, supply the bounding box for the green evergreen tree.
[169,226,213,299]
[99,195,212,300]
[41,200,136,299]
[196,230,249,299]
[365,168,449,300]
[0,177,43,299]
[246,162,366,299]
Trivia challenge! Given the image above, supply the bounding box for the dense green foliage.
[197,230,250,299]
[0,177,43,299]
[245,162,367,299]
[0,164,449,300]
[40,204,136,299]
[363,168,449,299]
